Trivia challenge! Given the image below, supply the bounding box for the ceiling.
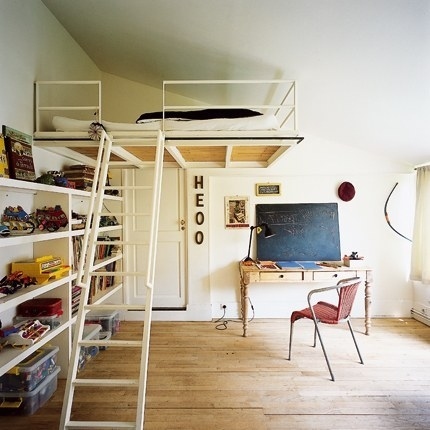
[41,0,430,167]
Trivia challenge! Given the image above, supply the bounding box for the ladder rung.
[93,241,147,245]
[79,340,143,347]
[84,304,145,311]
[73,378,139,387]
[66,421,136,429]
[104,185,152,190]
[89,271,147,276]
[99,212,149,216]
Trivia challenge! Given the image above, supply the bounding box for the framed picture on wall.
[256,183,281,196]
[225,196,249,228]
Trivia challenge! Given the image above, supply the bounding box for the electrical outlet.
[220,304,227,310]
[422,306,430,315]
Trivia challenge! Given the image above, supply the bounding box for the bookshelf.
[0,177,123,378]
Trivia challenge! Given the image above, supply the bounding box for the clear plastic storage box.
[0,366,60,415]
[85,310,120,334]
[0,345,59,392]
[78,324,102,371]
[14,314,62,330]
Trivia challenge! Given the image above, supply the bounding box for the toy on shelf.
[99,215,118,227]
[0,271,37,296]
[0,225,10,237]
[71,211,87,230]
[35,173,55,186]
[1,206,35,235]
[34,205,68,232]
[0,320,50,347]
[17,297,62,318]
[35,170,72,188]
[11,255,70,284]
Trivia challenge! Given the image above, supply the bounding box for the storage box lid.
[85,310,119,319]
[7,346,59,375]
[83,324,102,340]
[0,366,60,398]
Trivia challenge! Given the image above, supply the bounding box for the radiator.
[411,308,430,327]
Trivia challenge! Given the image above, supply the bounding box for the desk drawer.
[260,271,303,282]
[312,270,357,282]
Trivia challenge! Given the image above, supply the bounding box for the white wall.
[0,0,101,175]
[186,137,415,320]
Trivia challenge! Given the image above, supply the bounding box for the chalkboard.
[256,203,341,262]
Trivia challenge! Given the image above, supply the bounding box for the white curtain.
[410,166,430,283]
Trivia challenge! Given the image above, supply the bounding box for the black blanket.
[136,108,262,123]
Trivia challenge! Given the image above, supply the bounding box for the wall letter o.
[195,211,204,225]
[195,231,204,245]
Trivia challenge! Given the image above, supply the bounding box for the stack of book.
[88,236,121,302]
[71,236,83,271]
[71,284,82,316]
[88,262,117,302]
[63,165,95,191]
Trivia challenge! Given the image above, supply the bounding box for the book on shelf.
[95,236,121,261]
[0,134,9,177]
[71,284,82,316]
[72,236,84,271]
[88,261,117,302]
[63,171,95,180]
[66,164,95,172]
[2,125,36,181]
[66,179,93,191]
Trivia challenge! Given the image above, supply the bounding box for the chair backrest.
[336,277,362,321]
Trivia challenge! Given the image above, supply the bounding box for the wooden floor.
[2,318,430,430]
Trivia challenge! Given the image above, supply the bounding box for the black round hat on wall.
[338,182,355,202]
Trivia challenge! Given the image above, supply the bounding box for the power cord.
[214,297,255,330]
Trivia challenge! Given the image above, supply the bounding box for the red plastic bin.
[17,298,62,317]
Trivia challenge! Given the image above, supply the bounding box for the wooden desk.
[239,263,373,337]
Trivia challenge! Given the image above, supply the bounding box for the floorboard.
[1,318,429,429]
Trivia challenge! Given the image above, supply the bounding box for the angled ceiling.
[41,0,430,167]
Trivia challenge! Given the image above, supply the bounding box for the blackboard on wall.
[256,203,341,261]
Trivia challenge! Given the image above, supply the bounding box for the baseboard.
[411,308,430,327]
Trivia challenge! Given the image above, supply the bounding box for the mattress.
[52,114,280,133]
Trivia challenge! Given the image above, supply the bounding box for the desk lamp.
[243,222,275,264]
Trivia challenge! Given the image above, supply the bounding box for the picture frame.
[225,196,249,228]
[256,183,281,196]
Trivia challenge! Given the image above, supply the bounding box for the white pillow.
[102,120,158,131]
[52,116,93,131]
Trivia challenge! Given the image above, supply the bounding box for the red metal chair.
[288,277,364,381]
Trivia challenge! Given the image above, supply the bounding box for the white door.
[123,168,186,308]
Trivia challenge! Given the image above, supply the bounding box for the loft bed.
[33,80,304,169]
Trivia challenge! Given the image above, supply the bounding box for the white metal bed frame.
[33,79,303,169]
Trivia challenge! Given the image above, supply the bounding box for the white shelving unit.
[0,177,123,378]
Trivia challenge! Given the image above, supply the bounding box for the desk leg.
[240,279,249,337]
[364,272,372,335]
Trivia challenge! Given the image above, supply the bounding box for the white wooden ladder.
[60,130,165,429]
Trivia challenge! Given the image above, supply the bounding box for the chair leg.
[313,324,317,347]
[313,321,335,381]
[347,320,364,364]
[288,319,294,360]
